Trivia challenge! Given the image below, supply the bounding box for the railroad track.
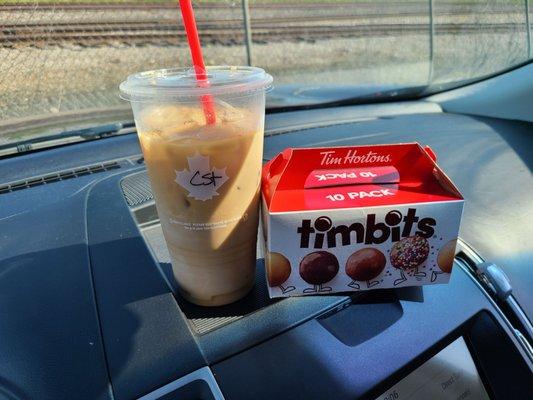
[0,2,363,10]
[0,2,515,11]
[1,20,524,48]
[0,15,431,32]
[1,2,525,47]
[0,2,521,16]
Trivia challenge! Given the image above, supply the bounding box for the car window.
[1,0,532,145]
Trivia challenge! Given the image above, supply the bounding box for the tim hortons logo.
[320,149,392,166]
[297,208,436,248]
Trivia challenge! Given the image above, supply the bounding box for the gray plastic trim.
[456,240,533,366]
[138,367,225,400]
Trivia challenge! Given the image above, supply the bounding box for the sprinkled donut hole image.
[390,235,430,270]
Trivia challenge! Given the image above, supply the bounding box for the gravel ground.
[1,31,527,121]
[0,2,531,134]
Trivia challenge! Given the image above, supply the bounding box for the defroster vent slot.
[0,161,121,194]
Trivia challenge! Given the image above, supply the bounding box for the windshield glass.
[1,0,532,146]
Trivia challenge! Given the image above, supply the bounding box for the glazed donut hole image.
[266,252,292,287]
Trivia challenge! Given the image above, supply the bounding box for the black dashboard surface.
[0,101,531,399]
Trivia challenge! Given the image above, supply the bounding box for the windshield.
[1,0,532,146]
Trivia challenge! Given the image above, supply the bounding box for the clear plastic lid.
[119,66,273,102]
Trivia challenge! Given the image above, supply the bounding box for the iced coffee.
[120,67,272,306]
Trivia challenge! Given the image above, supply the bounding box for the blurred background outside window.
[0,0,531,142]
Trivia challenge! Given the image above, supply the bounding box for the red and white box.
[261,143,464,298]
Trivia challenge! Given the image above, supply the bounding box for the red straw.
[178,0,216,125]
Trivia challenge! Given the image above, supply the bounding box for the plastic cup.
[120,66,273,306]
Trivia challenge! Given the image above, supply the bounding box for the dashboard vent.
[0,161,120,194]
[120,172,153,207]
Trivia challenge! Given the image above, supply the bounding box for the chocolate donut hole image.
[266,252,292,287]
[438,239,457,273]
[390,235,429,270]
[345,248,386,281]
[299,251,339,285]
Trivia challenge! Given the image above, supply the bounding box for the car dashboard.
[0,101,532,400]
